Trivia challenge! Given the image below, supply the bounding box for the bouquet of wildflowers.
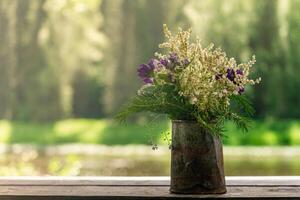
[117,25,261,135]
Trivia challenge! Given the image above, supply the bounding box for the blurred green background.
[0,0,300,176]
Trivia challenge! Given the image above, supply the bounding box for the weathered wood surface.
[171,120,226,194]
[0,176,299,199]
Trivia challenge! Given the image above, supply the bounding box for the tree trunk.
[0,0,17,119]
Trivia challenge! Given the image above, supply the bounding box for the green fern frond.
[230,95,255,117]
[225,112,252,132]
[115,84,194,123]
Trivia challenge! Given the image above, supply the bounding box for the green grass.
[222,119,300,146]
[0,119,299,145]
[0,119,169,145]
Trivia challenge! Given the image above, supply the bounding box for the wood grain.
[0,176,298,199]
[0,176,298,186]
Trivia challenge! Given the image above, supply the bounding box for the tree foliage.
[0,0,300,121]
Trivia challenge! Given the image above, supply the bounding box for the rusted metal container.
[170,120,226,194]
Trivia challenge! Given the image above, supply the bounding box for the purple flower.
[138,64,151,78]
[143,77,154,84]
[137,63,154,84]
[149,58,165,72]
[169,53,179,64]
[226,68,235,82]
[182,59,189,66]
[238,87,245,94]
[236,69,243,76]
[159,58,169,67]
[148,59,158,70]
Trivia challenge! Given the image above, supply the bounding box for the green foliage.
[230,95,255,117]
[0,119,168,145]
[72,69,105,118]
[0,119,299,146]
[116,88,256,136]
[101,0,187,115]
[186,0,300,119]
[225,95,255,132]
[0,0,104,121]
[116,26,258,136]
[116,83,257,136]
[1,0,300,122]
[222,119,300,146]
[116,84,195,122]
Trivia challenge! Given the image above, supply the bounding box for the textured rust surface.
[170,120,226,194]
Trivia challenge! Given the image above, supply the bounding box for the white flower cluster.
[158,25,261,112]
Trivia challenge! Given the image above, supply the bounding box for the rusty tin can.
[170,120,226,194]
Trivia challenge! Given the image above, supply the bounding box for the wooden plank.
[0,186,300,199]
[0,176,299,186]
[227,176,300,186]
[0,177,299,199]
[0,177,170,186]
